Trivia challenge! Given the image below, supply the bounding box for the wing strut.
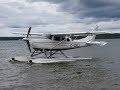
[30,49,68,58]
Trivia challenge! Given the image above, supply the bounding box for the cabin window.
[49,35,71,41]
[51,36,66,41]
[54,37,61,41]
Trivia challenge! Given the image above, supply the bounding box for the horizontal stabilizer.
[87,41,107,46]
[51,31,120,36]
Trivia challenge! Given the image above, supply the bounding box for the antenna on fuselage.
[94,25,99,31]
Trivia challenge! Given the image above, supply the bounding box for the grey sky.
[30,0,120,19]
[0,0,120,36]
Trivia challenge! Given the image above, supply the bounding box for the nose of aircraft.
[22,37,28,41]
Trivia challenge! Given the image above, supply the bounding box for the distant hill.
[96,34,120,39]
[0,34,120,40]
[0,37,24,40]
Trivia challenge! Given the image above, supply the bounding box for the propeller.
[27,27,31,38]
[23,27,32,52]
[26,40,31,52]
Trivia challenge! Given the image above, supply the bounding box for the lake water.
[0,39,120,90]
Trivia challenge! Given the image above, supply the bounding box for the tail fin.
[80,25,99,42]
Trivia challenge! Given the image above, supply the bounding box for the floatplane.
[11,25,115,63]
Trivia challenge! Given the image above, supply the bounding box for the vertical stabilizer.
[79,25,98,42]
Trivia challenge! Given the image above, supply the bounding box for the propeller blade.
[26,27,31,38]
[26,40,31,52]
[24,27,32,52]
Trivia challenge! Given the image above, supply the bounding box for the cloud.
[26,0,120,33]
[0,0,77,28]
[0,0,120,36]
[33,0,120,20]
[0,0,80,36]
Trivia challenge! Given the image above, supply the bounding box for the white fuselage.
[29,35,95,50]
[30,39,87,50]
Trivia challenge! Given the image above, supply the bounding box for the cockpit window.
[49,35,71,41]
[54,37,61,41]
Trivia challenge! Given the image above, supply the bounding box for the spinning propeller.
[23,27,32,52]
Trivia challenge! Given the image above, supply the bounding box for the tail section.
[81,35,96,42]
[80,25,98,42]
[85,25,107,46]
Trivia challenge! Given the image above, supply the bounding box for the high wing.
[12,32,43,36]
[50,31,120,36]
[12,25,120,38]
[13,31,120,36]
